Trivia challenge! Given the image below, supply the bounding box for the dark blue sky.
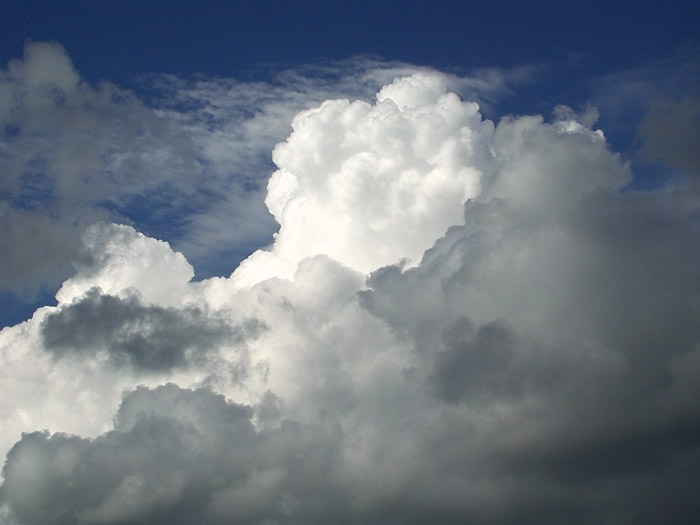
[2,1,697,82]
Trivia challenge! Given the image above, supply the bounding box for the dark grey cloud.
[3,383,698,524]
[428,317,519,403]
[356,113,700,523]
[0,384,347,525]
[41,287,262,372]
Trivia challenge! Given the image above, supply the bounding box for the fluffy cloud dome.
[233,73,492,286]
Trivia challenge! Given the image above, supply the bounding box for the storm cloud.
[41,287,261,372]
[1,384,344,525]
[1,44,700,524]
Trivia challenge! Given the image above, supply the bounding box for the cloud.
[0,43,529,305]
[428,317,518,403]
[53,222,197,306]
[637,96,700,180]
[1,385,256,525]
[0,384,359,525]
[2,61,700,524]
[356,101,700,520]
[589,44,700,175]
[233,73,492,286]
[592,45,700,121]
[0,205,86,300]
[0,41,200,300]
[41,287,261,372]
[147,58,528,279]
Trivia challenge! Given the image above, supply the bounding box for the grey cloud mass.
[41,287,262,372]
[1,44,700,525]
[357,111,700,522]
[638,96,700,180]
[0,384,364,525]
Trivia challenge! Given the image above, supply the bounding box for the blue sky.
[4,1,696,76]
[1,2,700,524]
[4,1,698,120]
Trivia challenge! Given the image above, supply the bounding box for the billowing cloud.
[41,287,262,372]
[148,59,529,279]
[1,385,261,525]
[233,73,492,285]
[0,43,527,304]
[1,49,700,524]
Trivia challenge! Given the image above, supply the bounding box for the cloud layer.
[1,45,700,524]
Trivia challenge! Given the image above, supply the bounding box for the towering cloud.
[234,73,491,285]
[1,42,511,300]
[1,48,700,524]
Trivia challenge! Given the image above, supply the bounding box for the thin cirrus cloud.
[1,41,700,524]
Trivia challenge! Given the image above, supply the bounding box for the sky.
[0,1,699,523]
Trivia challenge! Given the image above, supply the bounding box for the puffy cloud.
[54,223,196,307]
[2,64,700,525]
[357,99,700,520]
[149,59,529,279]
[0,42,527,306]
[0,223,260,462]
[233,73,492,285]
[1,385,255,525]
[0,384,361,525]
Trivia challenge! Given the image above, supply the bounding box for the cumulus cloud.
[1,385,260,525]
[2,58,700,524]
[148,59,528,279]
[233,73,492,285]
[0,43,527,305]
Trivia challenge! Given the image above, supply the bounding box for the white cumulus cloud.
[234,73,492,286]
[1,47,700,524]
